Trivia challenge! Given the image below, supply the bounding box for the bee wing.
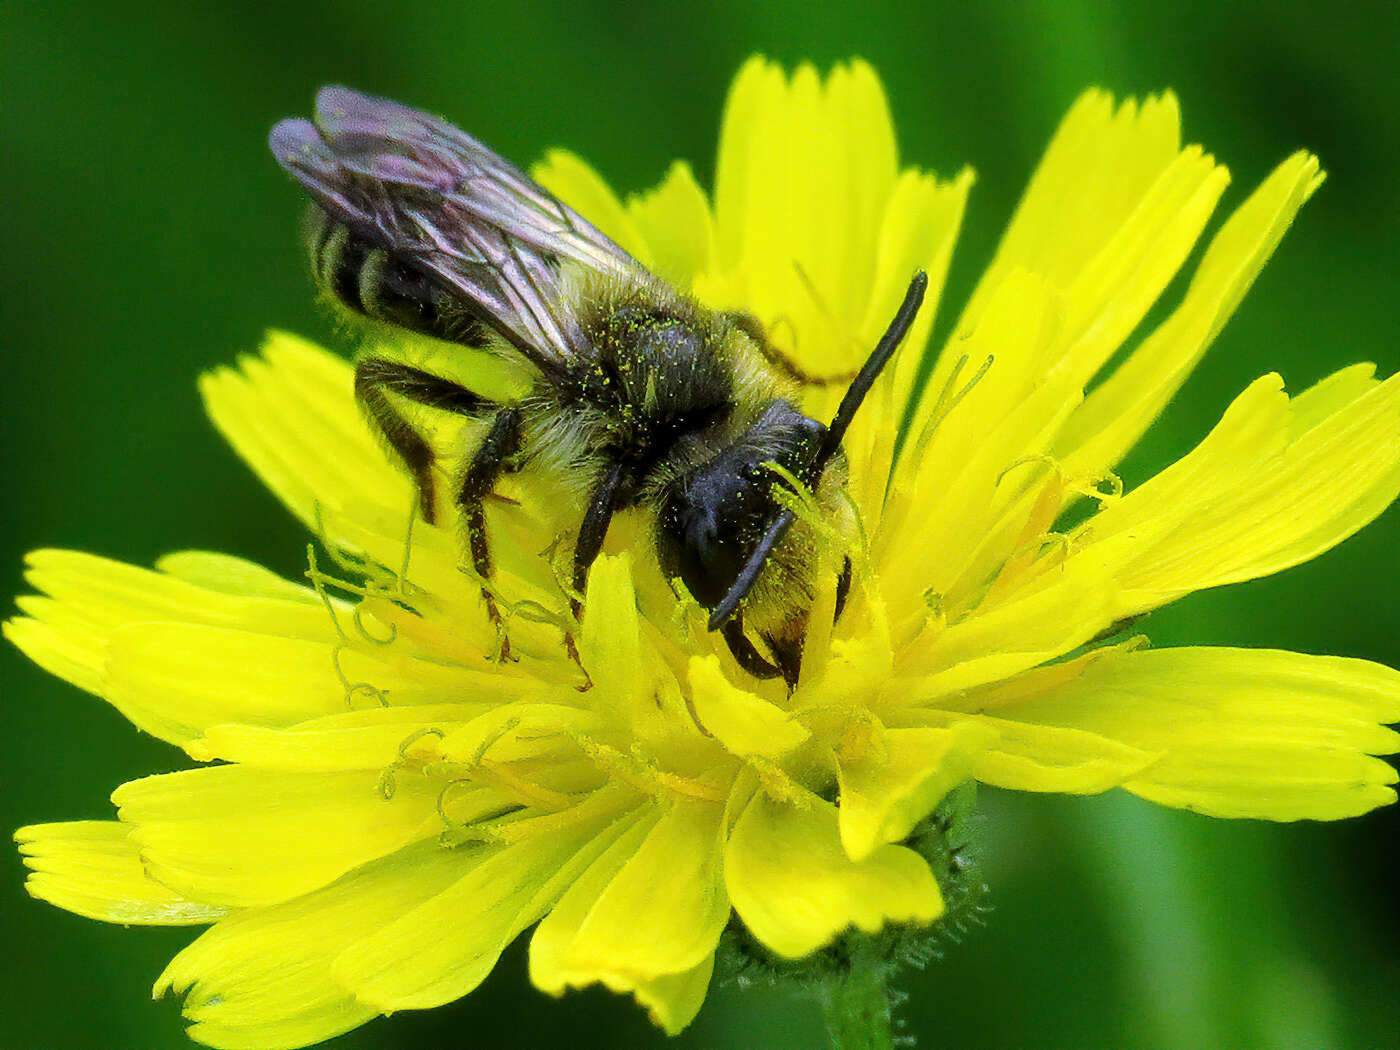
[269,86,640,370]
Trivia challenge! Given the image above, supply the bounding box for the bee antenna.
[707,509,796,631]
[817,269,927,470]
[707,270,928,632]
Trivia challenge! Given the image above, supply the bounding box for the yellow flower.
[11,57,1400,1049]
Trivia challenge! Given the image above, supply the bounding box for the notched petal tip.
[17,821,232,927]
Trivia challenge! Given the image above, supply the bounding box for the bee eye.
[657,402,825,610]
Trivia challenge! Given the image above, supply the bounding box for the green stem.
[817,942,898,1050]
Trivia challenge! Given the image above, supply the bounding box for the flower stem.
[817,942,898,1050]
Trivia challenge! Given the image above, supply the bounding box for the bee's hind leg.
[354,358,519,659]
[354,356,493,523]
[455,407,524,661]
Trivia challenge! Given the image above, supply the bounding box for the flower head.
[11,58,1400,1049]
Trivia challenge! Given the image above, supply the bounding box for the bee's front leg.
[570,461,629,615]
[719,615,785,682]
[456,407,524,661]
[559,462,629,689]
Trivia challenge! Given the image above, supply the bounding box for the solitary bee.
[270,87,925,684]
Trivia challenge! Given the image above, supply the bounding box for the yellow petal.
[1052,147,1228,386]
[800,57,896,330]
[966,718,1160,794]
[1287,361,1382,434]
[156,839,474,1050]
[101,623,342,741]
[805,595,895,709]
[183,1009,374,1050]
[529,804,716,1031]
[710,58,899,374]
[877,164,975,444]
[837,723,999,861]
[186,704,493,770]
[114,767,445,907]
[811,58,900,328]
[204,335,531,582]
[16,549,331,638]
[629,955,714,1036]
[154,551,321,602]
[1057,153,1326,475]
[1074,369,1400,611]
[531,805,659,993]
[4,606,105,698]
[331,811,609,1011]
[579,553,648,710]
[101,620,475,744]
[433,701,602,764]
[1134,746,1399,819]
[689,655,809,760]
[966,90,1184,311]
[724,791,943,958]
[627,160,715,287]
[5,548,336,712]
[16,821,230,926]
[904,93,1222,482]
[713,55,782,271]
[556,799,729,982]
[883,272,1081,620]
[313,495,554,650]
[911,150,1229,456]
[532,149,652,265]
[893,555,1119,695]
[983,646,1400,819]
[200,332,414,536]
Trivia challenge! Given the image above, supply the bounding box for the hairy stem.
[817,941,899,1050]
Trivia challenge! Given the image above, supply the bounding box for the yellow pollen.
[571,734,729,803]
[747,755,810,807]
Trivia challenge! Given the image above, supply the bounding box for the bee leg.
[563,633,589,690]
[725,310,856,387]
[354,356,492,523]
[834,557,853,619]
[570,461,629,616]
[744,560,849,688]
[455,407,524,661]
[719,616,784,681]
[560,462,629,688]
[763,633,803,688]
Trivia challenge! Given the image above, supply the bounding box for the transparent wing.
[269,86,642,369]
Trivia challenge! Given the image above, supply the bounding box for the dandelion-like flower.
[12,58,1400,1049]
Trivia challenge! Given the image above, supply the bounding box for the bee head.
[658,401,826,611]
[698,270,929,632]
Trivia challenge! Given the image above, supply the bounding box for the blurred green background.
[4,1,1399,1047]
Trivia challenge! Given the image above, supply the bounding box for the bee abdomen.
[305,208,483,345]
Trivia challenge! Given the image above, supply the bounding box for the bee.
[270,87,925,685]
